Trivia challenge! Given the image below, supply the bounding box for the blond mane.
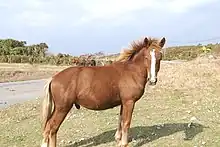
[116,37,160,62]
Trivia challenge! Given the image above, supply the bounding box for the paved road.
[0,79,47,109]
[0,60,185,109]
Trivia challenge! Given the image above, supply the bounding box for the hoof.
[115,134,122,143]
[116,140,121,147]
[41,142,48,147]
[114,131,122,142]
[115,137,121,143]
[117,141,128,147]
[120,144,128,147]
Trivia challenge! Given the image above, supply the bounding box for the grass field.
[0,56,220,147]
[0,63,69,83]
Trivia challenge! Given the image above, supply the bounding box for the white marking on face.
[150,49,156,82]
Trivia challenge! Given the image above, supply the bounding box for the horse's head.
[116,36,166,85]
[144,37,166,86]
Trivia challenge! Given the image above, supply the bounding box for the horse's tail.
[41,77,53,130]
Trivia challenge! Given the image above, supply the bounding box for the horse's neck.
[130,50,148,79]
[132,49,145,65]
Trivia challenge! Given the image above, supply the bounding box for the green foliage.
[163,43,220,61]
[201,46,211,54]
[0,38,219,64]
[0,38,75,65]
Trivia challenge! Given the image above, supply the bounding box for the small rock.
[208,109,212,112]
[80,138,85,141]
[188,122,192,128]
[132,138,137,142]
[165,106,169,109]
[151,132,156,136]
[186,110,191,114]
[146,137,151,141]
[193,101,198,105]
[208,55,214,59]
[190,116,197,121]
[156,126,161,129]
[182,116,187,119]
[76,129,80,132]
[202,141,206,145]
[68,140,72,144]
[60,140,65,143]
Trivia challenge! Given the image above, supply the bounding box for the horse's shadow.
[65,122,206,147]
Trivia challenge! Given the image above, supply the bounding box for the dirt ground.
[0,63,69,82]
[0,57,220,147]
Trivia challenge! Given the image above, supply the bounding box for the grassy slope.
[99,44,220,61]
[0,57,220,147]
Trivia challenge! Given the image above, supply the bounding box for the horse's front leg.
[120,100,135,147]
[115,105,123,143]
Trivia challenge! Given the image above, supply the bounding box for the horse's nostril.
[152,82,156,85]
[149,81,156,86]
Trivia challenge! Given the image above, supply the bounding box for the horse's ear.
[159,37,166,48]
[144,37,149,46]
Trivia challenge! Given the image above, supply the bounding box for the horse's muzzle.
[149,81,156,86]
[148,78,157,86]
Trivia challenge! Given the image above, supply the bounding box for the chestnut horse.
[72,57,96,67]
[41,36,166,147]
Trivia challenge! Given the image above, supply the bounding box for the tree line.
[0,38,219,65]
[0,39,75,65]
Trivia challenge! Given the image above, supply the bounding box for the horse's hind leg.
[43,103,73,147]
[115,105,123,143]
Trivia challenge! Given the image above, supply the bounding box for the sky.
[0,0,220,56]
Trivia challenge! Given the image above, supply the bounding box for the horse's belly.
[77,96,121,110]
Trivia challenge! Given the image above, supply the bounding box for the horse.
[40,36,166,147]
[73,57,96,67]
[89,59,96,66]
[96,60,105,66]
[105,59,113,65]
[84,59,96,66]
[72,57,80,66]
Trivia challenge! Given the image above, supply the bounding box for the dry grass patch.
[0,57,220,147]
[0,63,69,82]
